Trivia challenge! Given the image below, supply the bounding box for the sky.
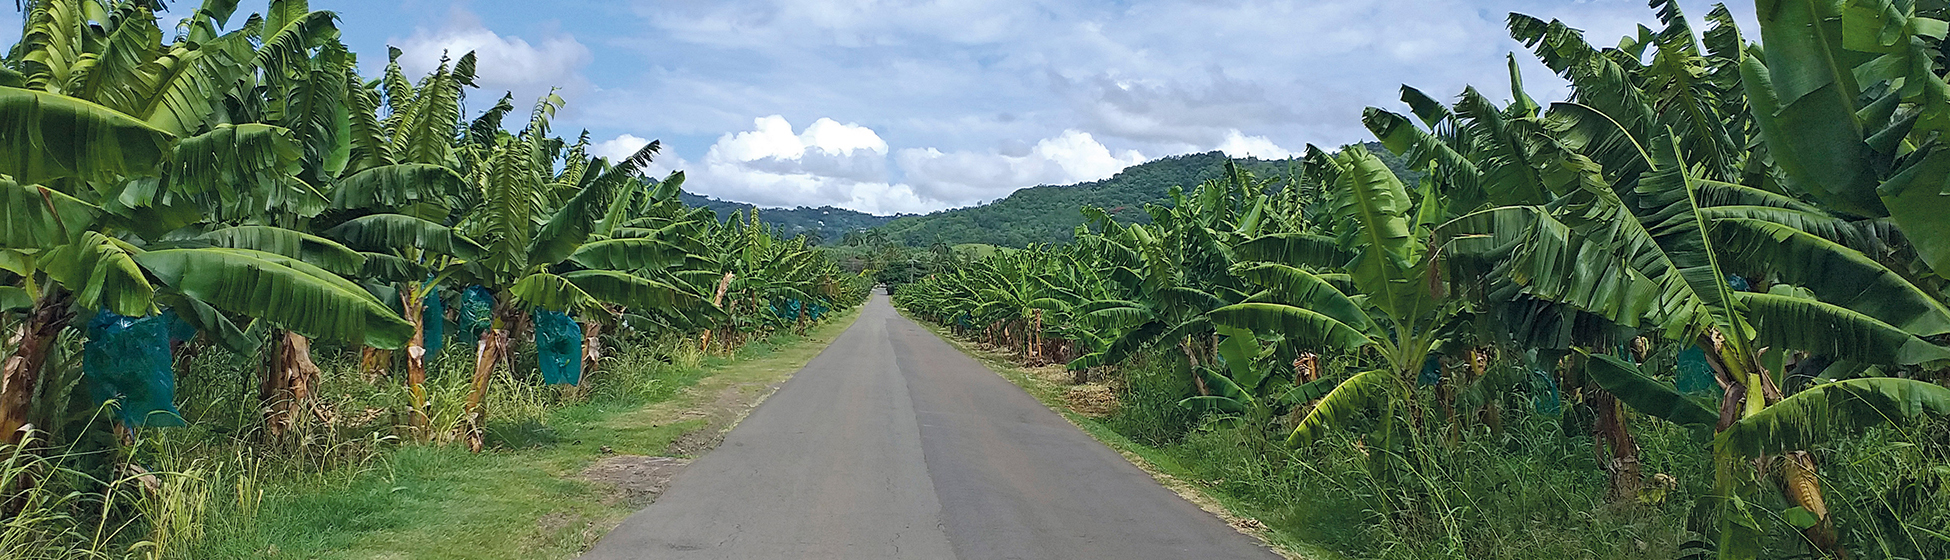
[2,0,1759,215]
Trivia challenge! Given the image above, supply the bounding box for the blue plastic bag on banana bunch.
[458,286,495,341]
[533,309,583,385]
[422,289,446,359]
[83,310,187,427]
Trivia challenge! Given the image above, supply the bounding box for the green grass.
[904,315,1946,560]
[174,310,861,560]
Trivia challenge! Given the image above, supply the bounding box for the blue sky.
[3,0,1758,215]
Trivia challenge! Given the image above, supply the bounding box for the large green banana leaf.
[0,86,174,184]
[528,140,663,266]
[135,248,411,348]
[512,269,708,317]
[1746,1,1882,217]
[329,163,465,210]
[1288,369,1399,447]
[1332,146,1422,320]
[324,213,483,259]
[1208,303,1371,352]
[0,176,102,249]
[1712,217,1950,336]
[193,225,365,277]
[1718,378,1950,459]
[1582,351,1719,426]
[42,231,152,317]
[1738,292,1950,365]
[1233,262,1376,333]
[569,238,690,271]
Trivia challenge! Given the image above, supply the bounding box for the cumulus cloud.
[591,134,654,162]
[898,130,1145,206]
[544,0,1761,211]
[669,118,1149,214]
[678,116,921,215]
[1215,130,1295,160]
[392,7,592,107]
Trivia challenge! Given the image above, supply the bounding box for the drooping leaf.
[323,213,483,259]
[134,248,411,348]
[1739,292,1950,366]
[1233,233,1353,269]
[329,163,464,210]
[1288,369,1400,447]
[0,86,174,184]
[1718,378,1950,459]
[1209,303,1373,352]
[1582,351,1719,426]
[1233,262,1376,333]
[42,231,153,317]
[1713,217,1950,336]
[194,225,365,277]
[0,176,103,249]
[0,286,33,312]
[568,237,689,271]
[563,269,707,314]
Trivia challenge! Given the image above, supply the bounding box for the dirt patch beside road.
[580,456,693,507]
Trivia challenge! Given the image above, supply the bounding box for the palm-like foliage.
[895,2,1950,557]
[2,2,870,460]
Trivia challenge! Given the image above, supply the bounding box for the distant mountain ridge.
[677,192,906,245]
[684,146,1410,247]
[872,151,1297,247]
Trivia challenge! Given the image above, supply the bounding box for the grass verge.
[181,309,860,560]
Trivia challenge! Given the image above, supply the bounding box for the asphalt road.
[581,294,1280,560]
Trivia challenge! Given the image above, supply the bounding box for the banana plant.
[1178,326,1338,432]
[447,95,709,451]
[1209,145,1457,463]
[0,87,409,443]
[1067,164,1280,372]
[1449,125,1950,555]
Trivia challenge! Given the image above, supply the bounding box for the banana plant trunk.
[581,317,605,381]
[1030,310,1042,363]
[461,329,506,453]
[699,272,734,352]
[462,304,515,453]
[1701,334,1844,558]
[794,302,808,335]
[0,289,74,445]
[401,289,430,438]
[358,347,392,383]
[263,331,322,437]
[1592,390,1640,501]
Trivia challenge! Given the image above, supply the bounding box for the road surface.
[581,294,1280,560]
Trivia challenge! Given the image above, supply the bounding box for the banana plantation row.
[1,0,868,469]
[896,2,1950,558]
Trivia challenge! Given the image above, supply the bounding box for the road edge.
[895,309,1339,560]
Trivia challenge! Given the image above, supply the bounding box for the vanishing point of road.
[581,294,1281,560]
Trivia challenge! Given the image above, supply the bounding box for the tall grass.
[0,325,750,559]
[1096,350,1950,560]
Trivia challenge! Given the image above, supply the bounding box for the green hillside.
[679,192,905,245]
[872,151,1295,247]
[685,146,1413,248]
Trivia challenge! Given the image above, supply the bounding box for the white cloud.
[898,130,1145,206]
[392,8,591,107]
[592,134,654,162]
[673,118,1148,214]
[568,0,1762,211]
[1215,130,1295,160]
[681,116,922,214]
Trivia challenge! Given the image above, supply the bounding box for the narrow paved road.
[581,294,1279,560]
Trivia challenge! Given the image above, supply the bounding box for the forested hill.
[870,151,1296,247]
[678,192,906,245]
[684,144,1412,247]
